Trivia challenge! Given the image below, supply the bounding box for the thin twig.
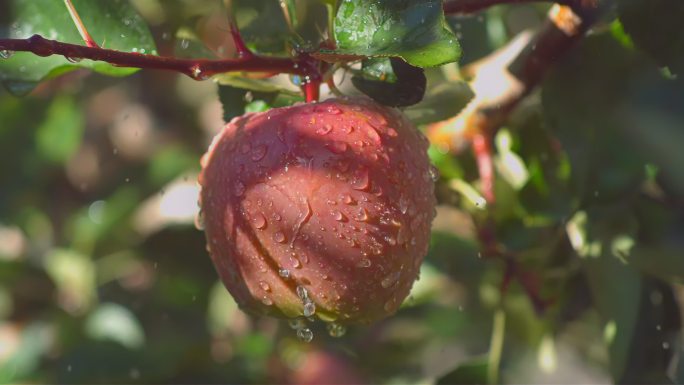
[63,0,99,48]
[0,35,317,80]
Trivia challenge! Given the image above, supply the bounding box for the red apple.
[199,97,435,324]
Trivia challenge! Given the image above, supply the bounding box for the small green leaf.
[321,0,461,67]
[1,0,156,93]
[351,58,426,107]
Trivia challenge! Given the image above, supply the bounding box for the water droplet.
[357,258,371,268]
[297,327,314,343]
[289,318,306,330]
[234,181,245,196]
[326,105,342,114]
[316,124,333,135]
[351,168,370,190]
[341,194,354,205]
[259,281,271,292]
[353,207,369,222]
[278,268,291,279]
[303,301,316,317]
[194,210,205,230]
[326,141,348,154]
[180,39,190,49]
[290,255,301,268]
[296,285,308,300]
[381,271,401,288]
[327,322,346,338]
[429,165,440,182]
[65,56,82,63]
[274,231,286,243]
[331,210,346,222]
[0,50,14,59]
[261,297,273,306]
[251,145,267,161]
[252,213,267,229]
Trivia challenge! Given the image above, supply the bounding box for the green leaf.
[351,58,426,107]
[0,0,156,93]
[321,0,461,67]
[436,357,489,385]
[36,96,83,164]
[618,0,684,74]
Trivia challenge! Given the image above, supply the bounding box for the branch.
[442,0,597,14]
[428,3,601,154]
[0,35,318,81]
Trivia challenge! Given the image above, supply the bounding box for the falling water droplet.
[297,327,314,343]
[303,301,316,317]
[327,322,346,338]
[252,213,267,229]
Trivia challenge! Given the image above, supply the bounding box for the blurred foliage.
[0,0,683,384]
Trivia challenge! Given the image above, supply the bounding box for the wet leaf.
[318,0,461,67]
[0,0,156,94]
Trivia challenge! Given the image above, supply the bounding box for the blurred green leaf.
[36,96,83,164]
[44,248,96,312]
[207,281,239,335]
[0,322,52,383]
[85,303,145,349]
[0,0,156,93]
[436,357,489,385]
[618,0,684,74]
[319,0,461,67]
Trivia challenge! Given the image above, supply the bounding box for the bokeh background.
[1,0,683,383]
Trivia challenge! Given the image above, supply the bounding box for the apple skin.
[199,97,435,324]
